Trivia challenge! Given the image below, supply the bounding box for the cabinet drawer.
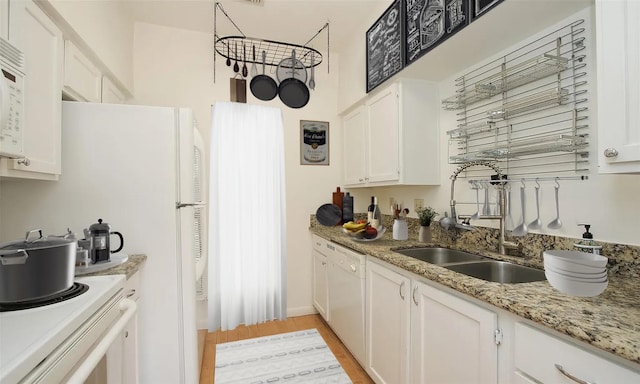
[514,323,639,383]
[311,234,335,255]
[124,271,141,302]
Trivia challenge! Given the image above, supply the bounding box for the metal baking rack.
[213,2,328,82]
[443,19,590,179]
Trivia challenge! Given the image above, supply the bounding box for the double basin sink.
[395,247,546,284]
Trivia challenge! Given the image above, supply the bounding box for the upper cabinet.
[0,0,63,180]
[343,79,440,187]
[63,39,101,102]
[596,0,640,174]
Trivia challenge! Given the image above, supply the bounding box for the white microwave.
[0,36,25,159]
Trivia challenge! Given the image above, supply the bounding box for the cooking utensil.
[548,184,563,229]
[505,186,514,231]
[250,51,278,101]
[316,203,342,226]
[0,229,77,303]
[276,50,308,84]
[250,44,258,77]
[241,44,248,77]
[482,183,491,216]
[528,183,542,229]
[470,182,480,220]
[309,52,316,90]
[226,44,231,67]
[512,185,528,236]
[278,50,310,109]
[88,218,124,263]
[233,42,239,73]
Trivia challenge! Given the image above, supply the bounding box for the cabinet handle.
[554,364,595,384]
[399,281,405,300]
[17,157,30,166]
[126,289,136,298]
[412,285,418,305]
[321,261,326,266]
[359,178,364,182]
[603,148,618,158]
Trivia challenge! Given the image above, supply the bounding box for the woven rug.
[214,328,352,384]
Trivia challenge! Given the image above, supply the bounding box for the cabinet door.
[102,75,127,104]
[596,0,640,173]
[366,260,410,384]
[515,322,640,383]
[343,105,367,185]
[410,281,498,384]
[2,0,62,179]
[312,249,329,321]
[63,39,102,102]
[366,84,400,184]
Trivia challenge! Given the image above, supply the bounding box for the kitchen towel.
[214,328,352,384]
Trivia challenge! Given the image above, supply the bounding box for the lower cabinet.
[105,271,140,384]
[366,260,411,384]
[514,322,640,383]
[311,234,330,321]
[410,280,498,384]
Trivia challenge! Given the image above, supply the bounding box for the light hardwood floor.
[199,314,374,384]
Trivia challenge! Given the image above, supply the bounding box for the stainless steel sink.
[394,247,488,265]
[444,261,546,283]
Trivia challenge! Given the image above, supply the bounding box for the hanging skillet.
[250,50,277,101]
[277,50,309,109]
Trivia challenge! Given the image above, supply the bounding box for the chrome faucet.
[439,161,521,255]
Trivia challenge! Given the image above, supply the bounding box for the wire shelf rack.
[214,36,322,69]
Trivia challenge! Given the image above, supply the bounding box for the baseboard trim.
[287,306,318,317]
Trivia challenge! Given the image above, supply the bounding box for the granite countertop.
[80,254,147,279]
[310,225,640,367]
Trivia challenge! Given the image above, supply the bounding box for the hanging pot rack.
[213,1,328,82]
[215,36,323,69]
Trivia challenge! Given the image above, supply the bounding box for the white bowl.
[543,251,608,274]
[544,264,607,280]
[545,267,608,283]
[543,250,608,268]
[545,270,608,297]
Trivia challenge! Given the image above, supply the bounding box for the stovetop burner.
[0,283,90,312]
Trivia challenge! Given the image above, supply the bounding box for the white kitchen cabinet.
[101,75,127,104]
[410,280,498,384]
[343,105,367,185]
[366,259,411,384]
[63,39,102,102]
[0,0,8,39]
[343,79,440,187]
[514,322,640,383]
[311,234,331,321]
[0,0,62,180]
[106,271,141,384]
[596,0,640,173]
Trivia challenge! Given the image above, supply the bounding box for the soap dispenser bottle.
[573,224,603,254]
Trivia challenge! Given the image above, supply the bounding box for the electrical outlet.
[414,198,424,212]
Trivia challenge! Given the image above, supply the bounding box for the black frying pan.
[278,50,309,109]
[250,51,277,101]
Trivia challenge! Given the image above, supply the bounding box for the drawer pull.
[399,281,405,300]
[126,289,136,298]
[555,364,595,384]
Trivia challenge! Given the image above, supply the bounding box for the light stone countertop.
[310,224,640,368]
[80,254,146,279]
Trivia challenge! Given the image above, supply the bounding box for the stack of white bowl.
[543,250,608,297]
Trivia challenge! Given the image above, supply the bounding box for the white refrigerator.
[0,101,204,383]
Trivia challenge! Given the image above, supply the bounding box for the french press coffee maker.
[88,218,124,263]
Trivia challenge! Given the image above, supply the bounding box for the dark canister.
[88,219,124,263]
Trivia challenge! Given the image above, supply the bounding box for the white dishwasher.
[328,243,366,365]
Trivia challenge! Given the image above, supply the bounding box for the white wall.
[341,5,640,247]
[130,22,345,317]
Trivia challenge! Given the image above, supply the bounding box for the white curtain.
[207,102,287,331]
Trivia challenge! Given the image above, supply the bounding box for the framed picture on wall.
[300,120,329,165]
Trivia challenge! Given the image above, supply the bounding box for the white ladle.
[482,182,491,216]
[512,183,528,236]
[528,181,542,229]
[547,181,563,229]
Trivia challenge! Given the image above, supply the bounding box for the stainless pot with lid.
[0,229,77,303]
